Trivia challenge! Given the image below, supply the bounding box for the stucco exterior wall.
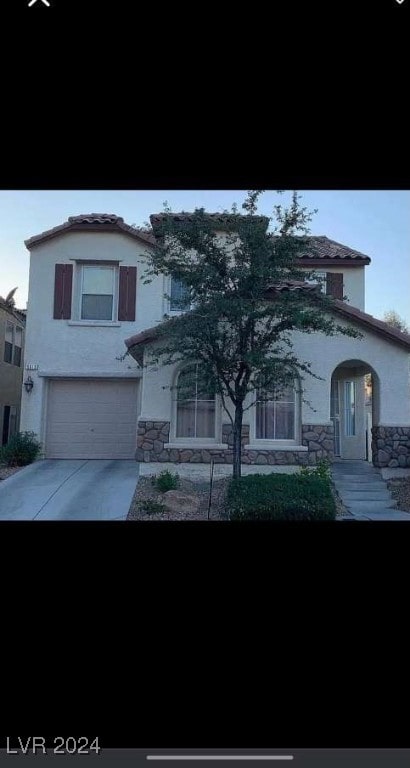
[299,266,365,311]
[338,266,365,310]
[140,318,410,437]
[291,320,410,424]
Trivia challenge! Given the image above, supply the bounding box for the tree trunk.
[232,403,244,479]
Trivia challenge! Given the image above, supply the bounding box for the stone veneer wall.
[301,424,335,464]
[372,426,410,468]
[135,421,335,465]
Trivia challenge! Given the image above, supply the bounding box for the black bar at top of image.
[13,0,410,9]
[9,0,410,20]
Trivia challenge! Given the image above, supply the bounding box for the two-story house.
[0,296,25,447]
[21,212,410,469]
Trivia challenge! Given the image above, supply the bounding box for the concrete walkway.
[332,461,410,520]
[0,460,139,521]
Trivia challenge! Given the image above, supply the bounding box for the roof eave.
[330,301,410,350]
[124,298,410,361]
[25,220,155,250]
[150,212,270,236]
[127,345,144,366]
[124,326,161,365]
[298,257,371,267]
[0,303,26,323]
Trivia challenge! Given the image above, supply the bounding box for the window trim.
[3,322,23,367]
[170,362,221,444]
[13,326,22,366]
[305,270,327,294]
[75,263,119,323]
[168,276,192,314]
[250,380,301,446]
[4,321,13,364]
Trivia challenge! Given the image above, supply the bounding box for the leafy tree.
[135,191,361,478]
[382,310,409,334]
[0,287,18,308]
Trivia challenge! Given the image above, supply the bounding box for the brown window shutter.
[118,266,137,321]
[53,264,73,319]
[326,272,344,300]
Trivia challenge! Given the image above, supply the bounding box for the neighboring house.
[0,297,26,447]
[21,212,410,469]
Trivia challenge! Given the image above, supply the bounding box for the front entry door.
[331,377,366,460]
[330,380,341,457]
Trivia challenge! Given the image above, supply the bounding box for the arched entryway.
[330,360,380,462]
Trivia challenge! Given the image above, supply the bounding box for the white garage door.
[46,379,139,459]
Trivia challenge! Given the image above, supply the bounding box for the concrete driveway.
[0,460,139,520]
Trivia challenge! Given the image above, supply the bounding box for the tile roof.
[298,236,371,262]
[331,300,410,349]
[0,300,26,324]
[25,211,371,264]
[150,214,371,263]
[265,280,319,294]
[123,282,319,357]
[124,295,410,360]
[25,214,156,249]
[150,212,269,231]
[124,324,163,366]
[125,325,161,350]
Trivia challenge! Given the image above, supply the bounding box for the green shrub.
[138,499,166,515]
[226,472,336,521]
[153,469,180,493]
[0,431,42,467]
[299,458,332,481]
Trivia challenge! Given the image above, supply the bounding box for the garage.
[45,379,139,459]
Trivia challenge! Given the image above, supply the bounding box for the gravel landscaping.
[128,476,231,520]
[128,472,348,521]
[387,477,410,513]
[0,465,24,482]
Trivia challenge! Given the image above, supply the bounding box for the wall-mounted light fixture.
[24,375,34,394]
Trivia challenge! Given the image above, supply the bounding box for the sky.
[0,190,409,327]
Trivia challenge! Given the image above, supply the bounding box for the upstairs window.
[170,277,191,312]
[3,323,23,367]
[81,265,115,321]
[306,271,327,293]
[14,326,22,366]
[53,262,137,322]
[4,322,13,363]
[305,271,344,299]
